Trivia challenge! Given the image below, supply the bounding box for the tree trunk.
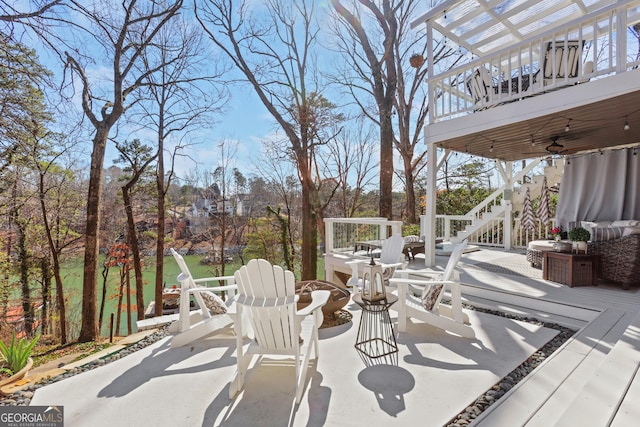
[379,113,394,219]
[17,217,33,337]
[122,184,144,321]
[126,262,132,335]
[116,267,124,336]
[155,163,165,318]
[99,262,109,332]
[40,259,50,336]
[79,128,109,342]
[404,156,417,224]
[38,172,67,343]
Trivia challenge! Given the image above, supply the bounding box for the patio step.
[470,306,630,426]
[549,310,640,427]
[460,282,599,328]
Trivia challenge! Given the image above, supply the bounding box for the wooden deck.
[429,249,640,427]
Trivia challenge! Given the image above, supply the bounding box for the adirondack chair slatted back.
[543,41,582,80]
[379,234,405,264]
[235,259,298,351]
[171,248,212,322]
[442,240,468,281]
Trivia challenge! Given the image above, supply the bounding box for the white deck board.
[471,307,628,426]
[552,311,640,427]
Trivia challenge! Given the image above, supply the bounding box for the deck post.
[504,162,513,250]
[425,137,438,267]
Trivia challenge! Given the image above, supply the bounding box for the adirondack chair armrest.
[188,284,238,295]
[296,290,330,317]
[394,268,443,279]
[389,278,456,288]
[345,259,369,267]
[192,275,235,285]
[379,261,404,270]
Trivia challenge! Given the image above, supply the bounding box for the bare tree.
[196,0,339,279]
[322,121,378,217]
[330,0,398,220]
[136,14,229,317]
[114,139,156,322]
[63,0,183,341]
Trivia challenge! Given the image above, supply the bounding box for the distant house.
[188,198,214,218]
[5,303,43,338]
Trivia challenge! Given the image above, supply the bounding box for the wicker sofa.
[588,233,640,290]
[571,220,640,290]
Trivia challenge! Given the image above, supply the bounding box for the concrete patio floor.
[29,248,638,426]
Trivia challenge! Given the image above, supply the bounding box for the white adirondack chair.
[229,259,329,404]
[389,240,475,339]
[167,248,238,348]
[346,234,406,290]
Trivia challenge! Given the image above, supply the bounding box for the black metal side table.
[353,293,398,358]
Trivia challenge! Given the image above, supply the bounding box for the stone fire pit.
[295,280,350,321]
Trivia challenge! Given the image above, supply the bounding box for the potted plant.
[568,226,591,253]
[0,331,39,389]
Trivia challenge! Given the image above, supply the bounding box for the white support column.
[425,138,438,267]
[503,162,513,250]
[616,7,627,72]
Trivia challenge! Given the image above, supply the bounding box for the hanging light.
[489,142,494,153]
[565,119,571,132]
[624,117,630,131]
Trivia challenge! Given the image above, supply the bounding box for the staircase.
[448,159,563,246]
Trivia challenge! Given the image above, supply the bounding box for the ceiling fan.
[545,136,566,155]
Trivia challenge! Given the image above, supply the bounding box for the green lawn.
[53,254,326,337]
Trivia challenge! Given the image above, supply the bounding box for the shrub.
[0,331,40,376]
[568,226,591,242]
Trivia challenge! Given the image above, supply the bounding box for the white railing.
[430,2,640,122]
[428,215,557,250]
[323,217,403,254]
[323,217,403,286]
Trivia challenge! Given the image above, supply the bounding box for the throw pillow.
[199,290,227,315]
[591,226,625,242]
[421,283,444,311]
[404,235,421,243]
[580,221,597,236]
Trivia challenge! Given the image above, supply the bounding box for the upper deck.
[414,0,640,160]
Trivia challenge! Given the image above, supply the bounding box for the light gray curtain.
[556,147,640,229]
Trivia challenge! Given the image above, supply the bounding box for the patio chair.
[389,240,475,339]
[535,40,594,88]
[346,234,406,290]
[167,248,238,348]
[229,259,329,404]
[465,66,494,104]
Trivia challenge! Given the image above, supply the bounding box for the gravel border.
[445,306,576,427]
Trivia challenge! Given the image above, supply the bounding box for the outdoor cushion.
[527,240,555,251]
[200,290,228,315]
[404,235,421,243]
[421,284,444,311]
[591,226,625,242]
[623,226,640,237]
[611,220,640,228]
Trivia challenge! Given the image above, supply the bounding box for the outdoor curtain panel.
[556,147,640,230]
